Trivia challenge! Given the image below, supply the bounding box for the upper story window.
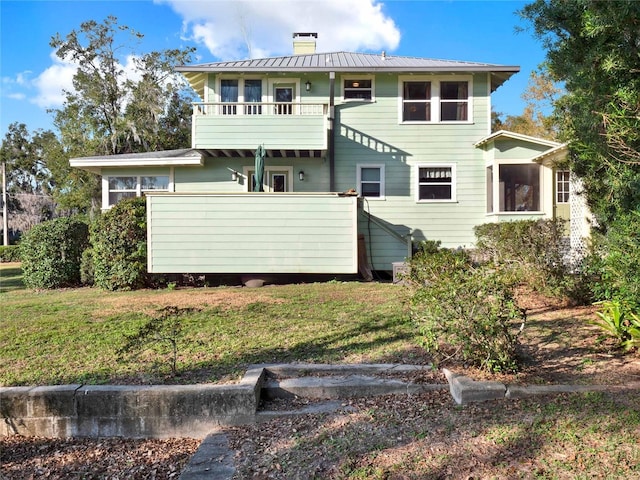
[219,78,263,115]
[343,78,373,101]
[357,164,385,199]
[417,165,456,202]
[244,79,263,114]
[106,175,169,208]
[440,81,468,121]
[399,76,472,123]
[403,82,431,121]
[556,170,570,203]
[220,79,238,115]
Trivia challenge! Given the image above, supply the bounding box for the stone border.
[0,367,266,439]
[443,368,640,404]
[3,364,639,441]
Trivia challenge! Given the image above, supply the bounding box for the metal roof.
[176,51,519,95]
[177,51,518,74]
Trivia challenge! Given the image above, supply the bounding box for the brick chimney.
[293,32,317,54]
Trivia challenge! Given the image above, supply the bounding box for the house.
[70,33,589,278]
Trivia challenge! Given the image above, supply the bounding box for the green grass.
[0,264,416,386]
[0,262,24,293]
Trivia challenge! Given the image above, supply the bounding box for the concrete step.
[262,374,447,400]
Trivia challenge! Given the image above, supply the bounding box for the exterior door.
[247,169,291,192]
[274,85,294,115]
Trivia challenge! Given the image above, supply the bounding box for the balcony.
[191,102,328,157]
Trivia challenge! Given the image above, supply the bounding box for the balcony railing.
[193,102,327,117]
[191,102,328,151]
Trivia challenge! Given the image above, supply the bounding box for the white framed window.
[556,170,570,204]
[218,77,264,115]
[403,81,431,121]
[416,164,456,202]
[104,175,170,208]
[343,76,374,101]
[440,81,469,121]
[498,164,541,212]
[357,164,385,199]
[399,76,472,123]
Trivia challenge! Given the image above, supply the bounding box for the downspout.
[328,71,335,191]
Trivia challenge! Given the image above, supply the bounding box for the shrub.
[590,212,640,309]
[474,219,570,297]
[408,242,525,373]
[80,247,95,286]
[91,197,148,290]
[0,245,21,262]
[19,217,89,289]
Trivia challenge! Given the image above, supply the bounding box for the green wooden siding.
[193,114,326,150]
[491,138,551,160]
[146,193,358,274]
[333,73,491,262]
[174,157,330,193]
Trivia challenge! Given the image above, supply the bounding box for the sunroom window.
[498,164,540,212]
[417,165,455,202]
[107,175,169,207]
[108,177,137,205]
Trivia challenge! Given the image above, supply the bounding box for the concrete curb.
[443,368,640,404]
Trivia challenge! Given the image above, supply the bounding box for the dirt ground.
[2,292,639,479]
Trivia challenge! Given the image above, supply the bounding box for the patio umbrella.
[254,145,265,192]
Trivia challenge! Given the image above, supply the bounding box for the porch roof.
[69,149,204,173]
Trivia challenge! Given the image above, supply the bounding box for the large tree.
[520,0,640,228]
[493,70,562,139]
[50,15,196,156]
[0,124,57,236]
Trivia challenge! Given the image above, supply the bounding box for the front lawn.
[0,264,416,386]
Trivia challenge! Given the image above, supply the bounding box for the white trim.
[474,130,563,148]
[267,78,301,103]
[340,75,375,102]
[415,163,457,203]
[70,156,203,174]
[398,75,473,124]
[356,164,385,200]
[242,166,294,192]
[102,174,170,210]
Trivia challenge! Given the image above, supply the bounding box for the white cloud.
[160,0,400,60]
[30,51,77,108]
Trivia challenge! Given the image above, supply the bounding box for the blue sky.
[0,0,546,137]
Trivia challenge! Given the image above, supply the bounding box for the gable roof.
[474,130,562,149]
[177,51,519,97]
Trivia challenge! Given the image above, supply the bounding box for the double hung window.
[417,165,455,202]
[400,76,470,123]
[440,81,468,121]
[357,165,384,198]
[403,82,431,121]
